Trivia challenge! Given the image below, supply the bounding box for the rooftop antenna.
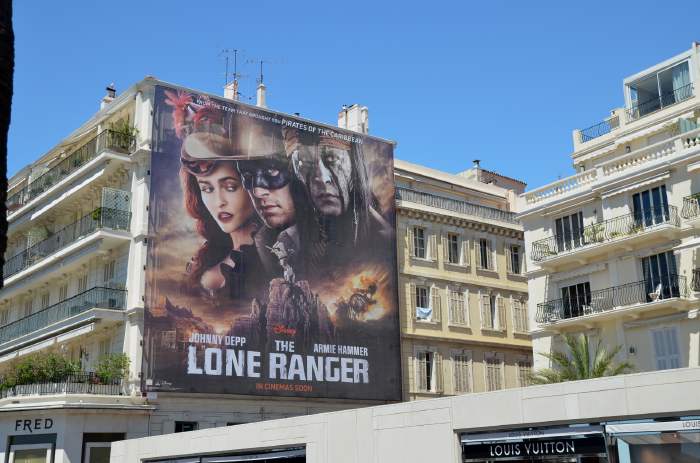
[220,48,249,100]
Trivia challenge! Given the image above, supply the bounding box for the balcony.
[626,83,694,122]
[6,129,135,213]
[395,187,519,225]
[0,287,126,346]
[579,114,620,143]
[682,193,700,222]
[531,206,680,266]
[536,275,688,326]
[0,373,124,399]
[692,269,700,292]
[3,207,130,279]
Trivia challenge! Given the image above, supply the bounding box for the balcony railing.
[682,194,700,219]
[0,286,127,345]
[580,114,620,143]
[531,205,679,262]
[692,269,700,292]
[395,187,519,224]
[626,83,694,122]
[0,373,124,399]
[6,129,135,213]
[536,275,687,324]
[3,207,131,279]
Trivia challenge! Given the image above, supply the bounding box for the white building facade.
[520,43,700,373]
[0,79,390,463]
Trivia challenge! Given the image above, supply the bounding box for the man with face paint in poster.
[285,129,393,269]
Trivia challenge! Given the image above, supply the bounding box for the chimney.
[256,83,267,108]
[224,80,239,101]
[101,83,116,110]
[337,104,369,134]
[472,159,481,168]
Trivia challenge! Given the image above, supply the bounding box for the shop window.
[7,435,56,463]
[82,433,125,463]
[651,326,681,370]
[175,421,198,433]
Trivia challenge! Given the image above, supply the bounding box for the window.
[448,289,468,326]
[78,274,88,293]
[555,211,584,252]
[453,351,472,394]
[484,354,504,391]
[99,337,112,358]
[446,233,459,264]
[8,444,53,463]
[82,433,125,463]
[415,285,428,312]
[512,298,529,333]
[174,421,198,433]
[416,350,442,393]
[59,283,68,301]
[627,60,692,120]
[0,308,7,325]
[560,282,591,319]
[516,359,533,387]
[40,292,50,310]
[476,238,494,270]
[506,244,522,274]
[23,298,32,318]
[651,327,681,370]
[103,260,116,285]
[642,251,679,300]
[633,185,669,228]
[413,227,426,259]
[481,294,506,331]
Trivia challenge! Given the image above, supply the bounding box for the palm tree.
[530,334,634,384]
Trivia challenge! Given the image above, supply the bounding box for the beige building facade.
[395,159,531,400]
[519,43,700,373]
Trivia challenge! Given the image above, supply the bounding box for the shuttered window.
[59,283,68,301]
[516,360,533,387]
[652,327,681,370]
[449,289,468,326]
[413,227,426,258]
[453,352,472,393]
[485,355,503,391]
[430,286,442,322]
[496,296,507,331]
[416,350,443,392]
[40,292,50,310]
[78,274,88,293]
[480,294,493,329]
[506,244,522,274]
[512,298,529,333]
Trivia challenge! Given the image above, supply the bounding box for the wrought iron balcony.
[0,372,124,399]
[0,286,127,345]
[3,207,131,279]
[579,114,620,143]
[626,83,694,122]
[531,206,679,262]
[692,269,700,292]
[535,275,687,324]
[6,129,135,213]
[682,194,700,220]
[395,187,519,224]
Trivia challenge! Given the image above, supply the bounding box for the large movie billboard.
[144,85,401,400]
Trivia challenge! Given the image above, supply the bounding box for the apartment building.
[519,43,700,373]
[395,159,531,400]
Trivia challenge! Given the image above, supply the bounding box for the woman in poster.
[179,131,265,301]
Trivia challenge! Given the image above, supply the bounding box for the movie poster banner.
[144,85,401,400]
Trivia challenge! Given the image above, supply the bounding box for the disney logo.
[273,324,297,336]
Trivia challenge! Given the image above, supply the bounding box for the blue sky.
[9,1,700,189]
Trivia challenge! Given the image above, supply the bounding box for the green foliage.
[530,334,634,385]
[0,352,80,390]
[583,223,605,243]
[95,353,130,384]
[107,119,138,152]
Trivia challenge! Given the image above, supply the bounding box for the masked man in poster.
[285,129,392,270]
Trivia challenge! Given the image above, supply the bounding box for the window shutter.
[666,328,680,369]
[480,294,492,328]
[520,249,527,274]
[446,288,453,324]
[460,239,469,266]
[653,330,666,370]
[409,283,417,315]
[435,352,443,392]
[475,240,482,268]
[491,240,497,271]
[464,289,471,326]
[505,245,513,273]
[430,286,441,322]
[497,297,507,331]
[429,234,437,261]
[417,352,427,391]
[407,227,415,257]
[442,234,448,262]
